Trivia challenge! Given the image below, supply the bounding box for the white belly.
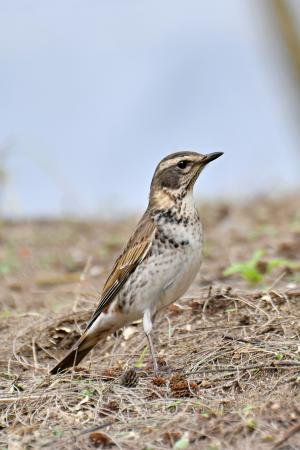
[155,227,202,309]
[159,245,202,308]
[119,218,203,317]
[88,209,202,335]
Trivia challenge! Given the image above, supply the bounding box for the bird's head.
[149,151,223,208]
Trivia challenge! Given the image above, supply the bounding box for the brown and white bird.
[50,151,223,374]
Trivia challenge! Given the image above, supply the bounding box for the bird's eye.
[177,160,188,169]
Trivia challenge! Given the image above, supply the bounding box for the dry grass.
[1,194,300,449]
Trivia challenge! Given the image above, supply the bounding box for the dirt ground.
[1,194,300,449]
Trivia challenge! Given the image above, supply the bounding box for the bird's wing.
[85,212,156,331]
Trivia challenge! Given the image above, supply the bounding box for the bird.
[50,150,223,374]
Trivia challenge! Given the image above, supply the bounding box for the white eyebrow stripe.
[157,155,200,172]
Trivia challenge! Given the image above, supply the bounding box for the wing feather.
[85,213,156,331]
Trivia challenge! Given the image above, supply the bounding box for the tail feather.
[50,317,120,375]
[50,337,97,374]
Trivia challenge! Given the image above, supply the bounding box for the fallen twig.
[273,422,300,449]
[186,360,300,376]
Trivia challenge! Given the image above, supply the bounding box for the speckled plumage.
[114,195,203,319]
[50,150,223,374]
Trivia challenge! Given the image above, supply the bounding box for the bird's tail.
[50,334,98,375]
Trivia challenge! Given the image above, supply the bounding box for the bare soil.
[1,194,300,449]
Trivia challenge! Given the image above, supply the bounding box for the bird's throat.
[149,186,196,214]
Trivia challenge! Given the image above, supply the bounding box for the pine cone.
[120,368,139,387]
[170,373,198,398]
[89,431,112,448]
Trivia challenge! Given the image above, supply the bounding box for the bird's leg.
[143,309,159,372]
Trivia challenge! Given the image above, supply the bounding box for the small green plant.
[224,306,237,313]
[173,432,189,449]
[224,250,264,283]
[223,250,298,283]
[134,346,148,368]
[166,400,182,410]
[52,429,64,438]
[246,418,257,431]
[82,387,97,398]
[243,404,254,415]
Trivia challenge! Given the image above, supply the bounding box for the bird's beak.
[202,152,223,165]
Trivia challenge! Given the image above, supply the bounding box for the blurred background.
[1,0,300,218]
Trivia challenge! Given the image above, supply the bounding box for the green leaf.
[82,387,96,397]
[242,266,263,283]
[52,429,64,438]
[243,404,253,415]
[167,400,182,409]
[224,307,237,313]
[173,432,189,449]
[223,263,245,276]
[246,418,257,430]
[267,258,298,271]
[223,250,265,283]
[223,249,299,284]
[251,250,265,263]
